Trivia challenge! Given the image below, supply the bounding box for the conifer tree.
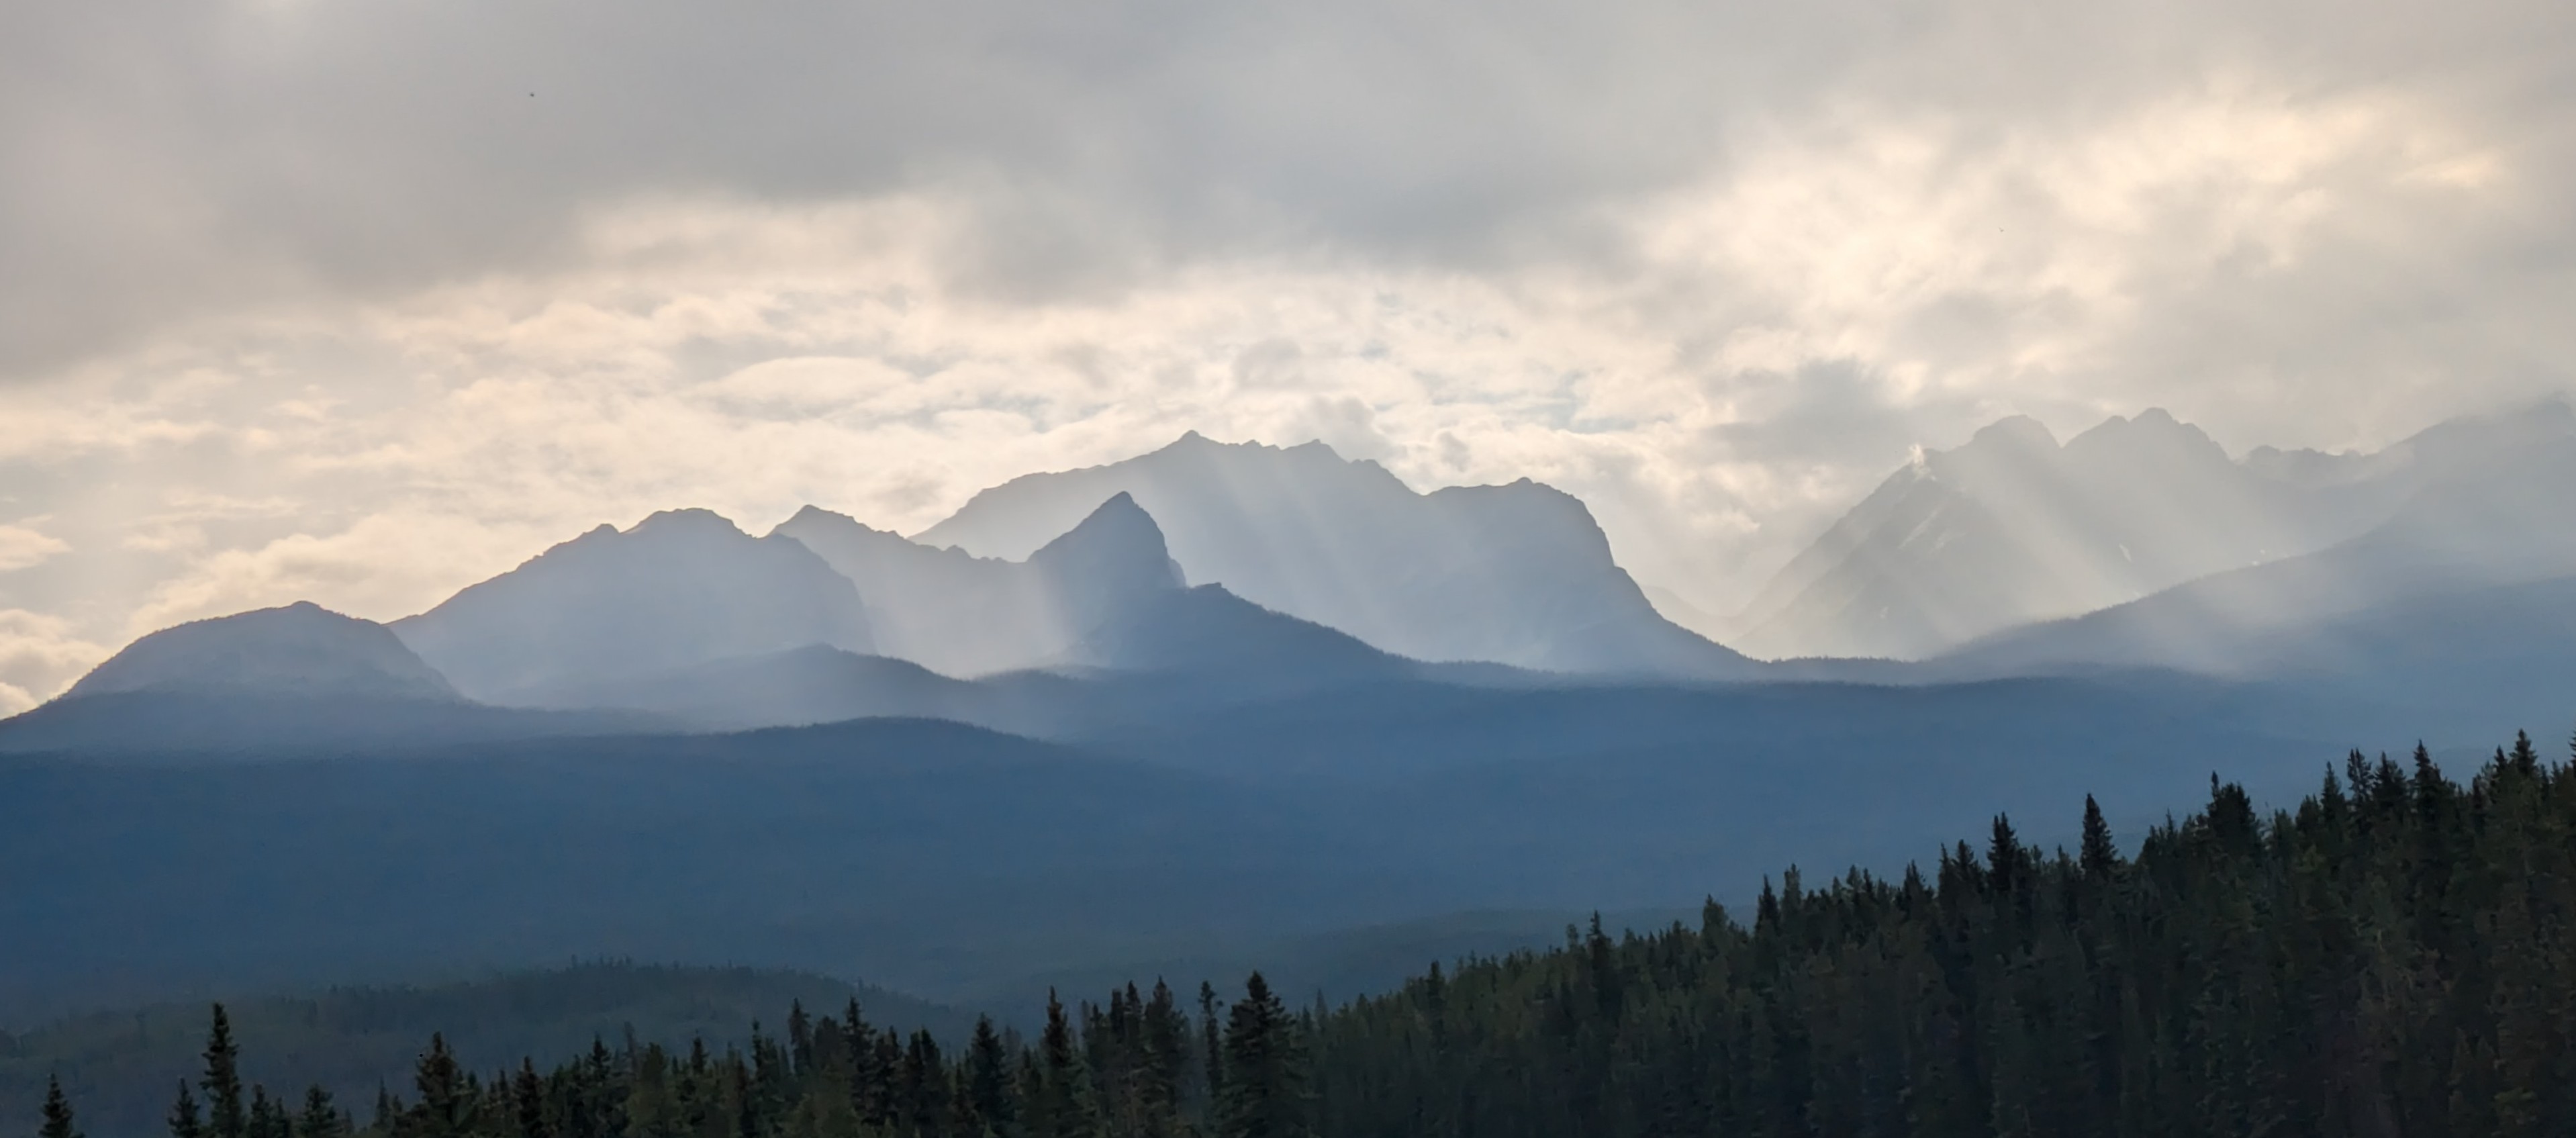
[2079,794,2119,880]
[1025,991,1088,1138]
[405,1034,476,1138]
[510,1060,547,1138]
[785,1004,814,1076]
[40,1076,81,1138]
[202,1006,248,1138]
[170,1082,205,1138]
[1216,973,1308,1138]
[296,1086,344,1138]
[963,1017,1015,1134]
[245,1087,282,1138]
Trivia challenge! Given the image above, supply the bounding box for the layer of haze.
[2,0,2572,710]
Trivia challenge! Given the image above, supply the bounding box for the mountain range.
[914,433,1754,677]
[1719,401,2576,661]
[5,404,2575,1029]
[13,401,2576,757]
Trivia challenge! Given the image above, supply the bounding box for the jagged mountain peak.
[1735,403,2576,661]
[773,492,1186,678]
[1028,493,1184,584]
[2062,408,2231,465]
[916,434,1749,677]
[780,504,887,534]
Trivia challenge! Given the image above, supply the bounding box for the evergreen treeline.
[33,735,2576,1137]
[0,965,955,1138]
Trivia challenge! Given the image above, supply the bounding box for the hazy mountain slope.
[913,434,1751,677]
[64,602,457,702]
[0,692,655,757]
[770,508,1035,674]
[499,498,1480,734]
[1733,402,2576,661]
[393,509,873,704]
[0,603,649,755]
[1940,426,2576,729]
[1731,410,2393,660]
[771,493,1186,677]
[553,586,1435,735]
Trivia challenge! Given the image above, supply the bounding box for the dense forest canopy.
[27,734,2576,1138]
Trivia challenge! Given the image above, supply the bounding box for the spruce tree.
[170,1082,205,1138]
[2079,794,2119,880]
[1216,972,1309,1138]
[201,1006,248,1138]
[40,1076,81,1138]
[964,1016,1016,1133]
[1139,980,1191,1137]
[511,1059,548,1138]
[244,1086,281,1138]
[1027,990,1089,1138]
[407,1033,477,1138]
[295,1087,343,1138]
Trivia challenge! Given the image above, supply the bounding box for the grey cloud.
[14,0,2568,377]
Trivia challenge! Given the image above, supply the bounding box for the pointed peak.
[1059,491,1159,538]
[772,504,888,538]
[784,504,849,525]
[1028,493,1181,585]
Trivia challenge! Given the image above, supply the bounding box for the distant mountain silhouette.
[773,492,1183,677]
[1733,403,2576,660]
[0,603,647,754]
[550,495,1429,732]
[393,508,873,704]
[914,434,1752,677]
[65,601,458,702]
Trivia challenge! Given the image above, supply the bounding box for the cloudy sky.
[1,0,2570,708]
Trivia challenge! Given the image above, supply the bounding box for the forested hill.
[31,734,2576,1138]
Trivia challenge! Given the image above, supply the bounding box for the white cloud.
[0,524,68,571]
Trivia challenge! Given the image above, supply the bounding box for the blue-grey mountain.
[914,434,1752,677]
[1729,402,2576,661]
[391,508,873,704]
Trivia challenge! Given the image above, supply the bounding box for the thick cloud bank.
[2,0,2571,694]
